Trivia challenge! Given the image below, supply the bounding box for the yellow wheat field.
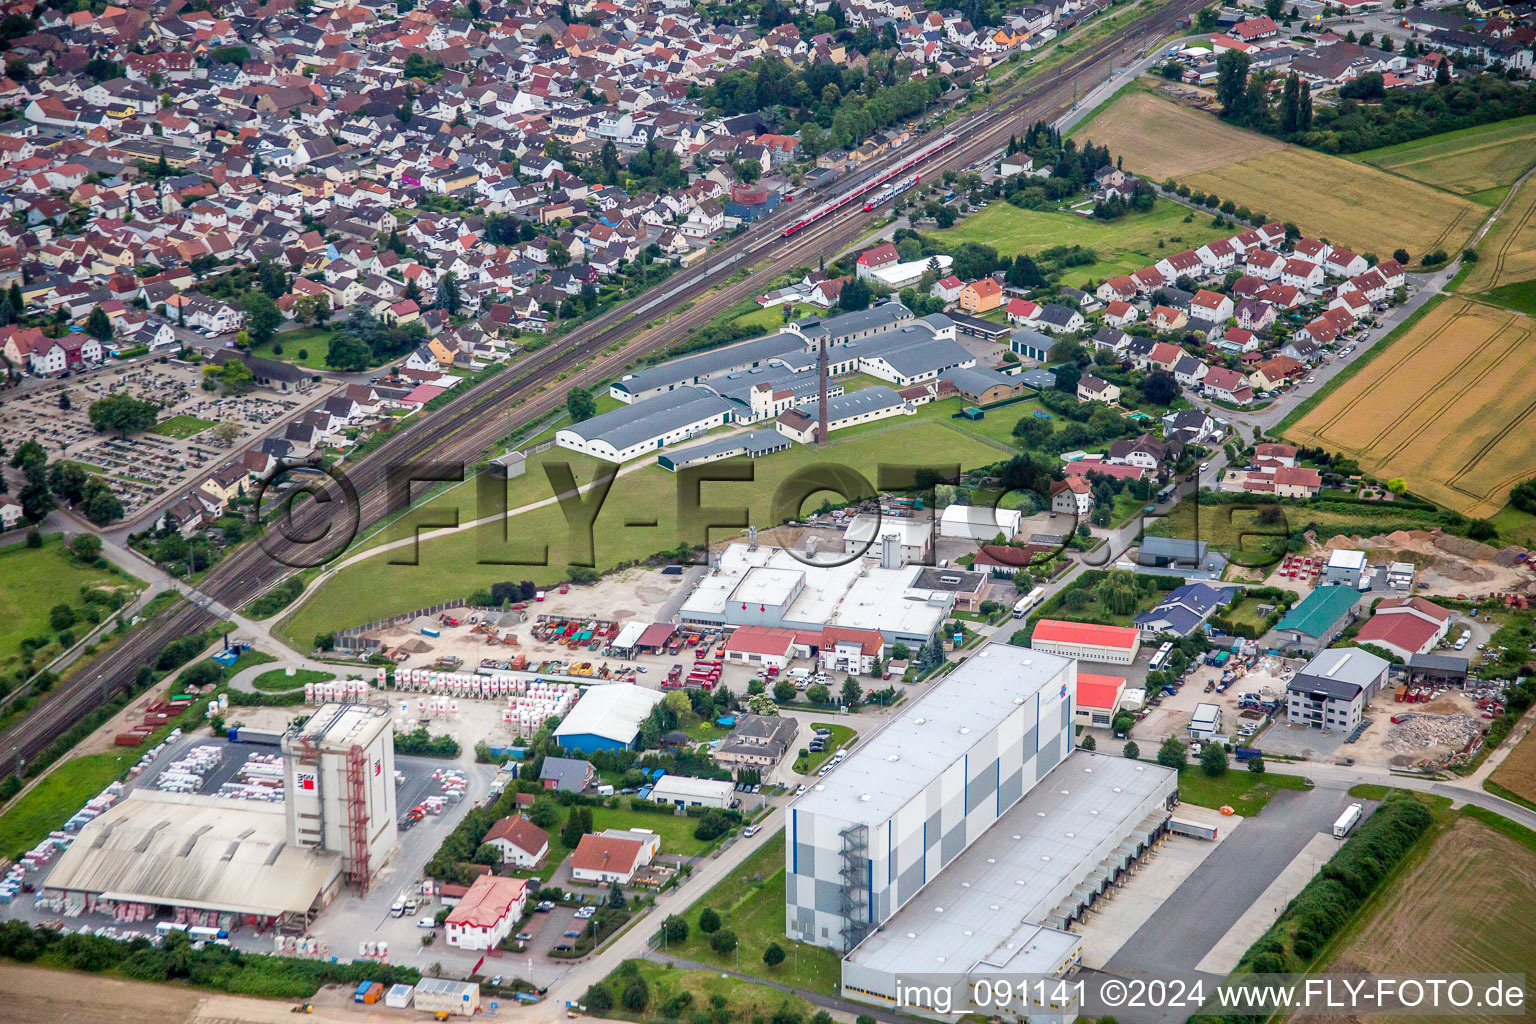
[1460,173,1536,294]
[1288,298,1536,519]
[1086,90,1483,257]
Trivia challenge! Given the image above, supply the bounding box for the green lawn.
[1221,594,1275,634]
[933,199,1230,287]
[251,667,332,692]
[1488,503,1536,549]
[589,805,714,858]
[791,723,855,775]
[731,303,820,333]
[280,420,1006,645]
[595,960,822,1024]
[252,326,338,370]
[0,752,131,858]
[1176,766,1310,815]
[0,536,140,673]
[149,414,217,439]
[661,829,843,995]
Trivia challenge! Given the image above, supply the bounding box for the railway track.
[0,0,1197,779]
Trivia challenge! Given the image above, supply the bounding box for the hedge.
[0,920,418,998]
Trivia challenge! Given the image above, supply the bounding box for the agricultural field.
[1488,724,1536,808]
[1086,89,1483,257]
[1324,814,1536,1024]
[1353,116,1536,203]
[932,198,1230,286]
[280,418,1007,644]
[1459,173,1536,299]
[1286,297,1536,519]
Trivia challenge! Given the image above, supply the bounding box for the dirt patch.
[1329,816,1536,1024]
[1305,527,1535,601]
[0,963,203,1024]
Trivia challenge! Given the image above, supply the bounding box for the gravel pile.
[1383,713,1484,752]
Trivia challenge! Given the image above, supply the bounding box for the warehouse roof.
[649,775,735,799]
[1032,619,1140,650]
[614,333,803,397]
[43,791,341,917]
[1292,646,1388,696]
[1076,673,1126,711]
[560,386,736,453]
[793,642,1074,825]
[1275,585,1360,638]
[553,684,665,744]
[791,302,912,344]
[657,428,790,470]
[845,751,1174,979]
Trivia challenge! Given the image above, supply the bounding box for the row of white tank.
[303,680,372,704]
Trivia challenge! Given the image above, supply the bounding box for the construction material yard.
[1286,298,1536,520]
[1086,88,1483,257]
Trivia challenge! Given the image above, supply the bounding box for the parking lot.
[0,358,335,524]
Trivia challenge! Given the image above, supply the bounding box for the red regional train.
[780,133,959,237]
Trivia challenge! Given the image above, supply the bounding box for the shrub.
[698,908,721,933]
[709,929,738,955]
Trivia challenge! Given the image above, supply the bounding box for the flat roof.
[553,684,665,744]
[295,702,392,750]
[842,514,932,547]
[1327,548,1367,569]
[649,775,735,797]
[735,566,804,607]
[616,332,804,396]
[845,751,1174,977]
[44,791,341,917]
[793,642,1073,826]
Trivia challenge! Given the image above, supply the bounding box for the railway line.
[0,0,1198,779]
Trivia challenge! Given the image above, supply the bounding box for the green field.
[731,302,821,333]
[659,829,843,994]
[1353,116,1536,200]
[1175,765,1310,815]
[0,752,130,858]
[251,667,332,691]
[933,198,1230,287]
[0,536,138,673]
[252,326,338,370]
[595,960,822,1024]
[1479,278,1536,317]
[149,414,216,439]
[281,419,1007,645]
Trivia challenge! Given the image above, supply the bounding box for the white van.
[390,900,404,918]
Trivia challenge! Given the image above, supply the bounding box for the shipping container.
[354,982,374,1003]
[364,982,384,1005]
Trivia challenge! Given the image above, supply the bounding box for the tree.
[621,975,649,1013]
[763,942,786,968]
[1467,519,1497,542]
[709,929,738,955]
[436,272,462,315]
[805,683,830,705]
[1079,734,1097,751]
[257,260,287,299]
[47,461,88,503]
[773,680,797,703]
[1053,361,1081,394]
[838,278,872,312]
[1248,754,1266,774]
[1143,370,1179,405]
[840,677,862,708]
[548,241,571,270]
[49,604,76,632]
[88,392,159,438]
[698,908,722,934]
[1216,51,1252,119]
[82,478,123,525]
[583,985,614,1014]
[1123,740,1140,760]
[241,292,281,346]
[660,915,688,944]
[526,795,560,829]
[1386,477,1407,495]
[1436,59,1450,86]
[1200,741,1229,777]
[206,359,255,393]
[85,306,113,342]
[68,533,102,562]
[1156,736,1187,769]
[607,880,627,909]
[1112,710,1135,736]
[567,386,597,422]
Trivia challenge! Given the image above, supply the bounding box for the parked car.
[562,930,582,938]
[535,901,555,912]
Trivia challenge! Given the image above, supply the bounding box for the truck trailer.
[1168,818,1218,841]
[1333,803,1363,839]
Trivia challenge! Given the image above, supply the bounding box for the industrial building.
[841,515,933,565]
[1272,586,1361,653]
[1285,647,1390,732]
[647,774,736,809]
[657,429,792,472]
[679,542,954,644]
[282,703,398,894]
[555,386,738,463]
[938,503,1022,541]
[552,684,665,752]
[1352,596,1452,660]
[1322,548,1367,587]
[774,385,913,443]
[786,643,1177,1022]
[1074,673,1126,729]
[42,790,344,930]
[1029,619,1142,665]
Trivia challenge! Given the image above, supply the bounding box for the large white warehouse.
[786,642,1177,1021]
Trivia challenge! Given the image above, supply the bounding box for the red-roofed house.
[1104,299,1138,327]
[482,814,550,868]
[1353,597,1451,659]
[960,277,1003,313]
[855,242,898,279]
[1075,673,1127,728]
[1049,476,1093,516]
[570,830,660,885]
[1031,619,1141,664]
[818,626,885,675]
[1233,16,1279,39]
[722,625,802,670]
[1006,297,1041,325]
[445,875,528,950]
[1201,366,1254,405]
[931,275,964,304]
